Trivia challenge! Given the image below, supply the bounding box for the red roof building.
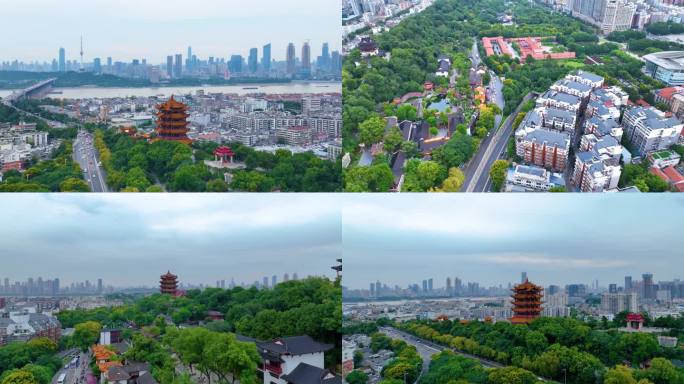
[214,146,235,164]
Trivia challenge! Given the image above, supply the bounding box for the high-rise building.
[301,42,311,76]
[521,272,528,283]
[643,273,655,300]
[422,279,428,293]
[331,50,341,74]
[248,48,258,73]
[97,278,103,293]
[609,283,617,293]
[187,46,193,72]
[93,58,101,74]
[230,55,243,74]
[321,42,330,70]
[272,275,277,288]
[59,48,66,72]
[601,292,637,314]
[370,282,375,296]
[262,43,272,72]
[262,276,269,289]
[166,56,173,78]
[107,57,112,69]
[286,43,296,75]
[446,277,452,295]
[625,276,633,292]
[174,54,183,78]
[428,278,433,292]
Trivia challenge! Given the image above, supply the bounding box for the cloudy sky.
[0,0,340,63]
[343,194,684,289]
[0,194,341,286]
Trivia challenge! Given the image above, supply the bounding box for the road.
[462,92,537,192]
[51,350,90,384]
[73,129,108,192]
[380,327,504,373]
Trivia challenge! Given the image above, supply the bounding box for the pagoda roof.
[214,146,235,156]
[160,271,177,279]
[157,95,187,111]
[512,279,544,291]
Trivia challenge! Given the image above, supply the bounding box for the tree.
[346,370,369,384]
[72,321,102,351]
[344,164,394,192]
[604,365,637,384]
[203,333,260,384]
[359,115,386,146]
[396,104,417,121]
[489,160,509,192]
[383,127,403,153]
[432,133,476,169]
[171,164,208,192]
[59,178,90,192]
[436,167,465,192]
[488,366,539,384]
[638,358,679,384]
[1,370,37,384]
[206,179,229,192]
[125,167,151,191]
[403,160,447,192]
[353,350,364,368]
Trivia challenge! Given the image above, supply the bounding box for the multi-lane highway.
[73,129,108,192]
[51,350,90,384]
[462,92,537,192]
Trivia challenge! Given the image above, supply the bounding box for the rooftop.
[644,51,684,71]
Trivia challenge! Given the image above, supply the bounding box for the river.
[0,81,341,100]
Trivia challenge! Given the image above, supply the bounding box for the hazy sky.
[343,194,684,289]
[0,194,341,286]
[0,0,340,63]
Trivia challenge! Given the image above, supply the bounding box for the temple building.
[153,96,191,144]
[160,271,178,295]
[510,279,544,325]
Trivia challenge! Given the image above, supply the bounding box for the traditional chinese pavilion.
[160,271,178,295]
[510,279,544,325]
[214,146,235,164]
[626,313,644,330]
[153,96,191,144]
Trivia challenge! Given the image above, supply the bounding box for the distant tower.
[286,43,296,75]
[160,271,179,295]
[153,96,191,144]
[59,48,66,72]
[79,36,84,72]
[262,43,272,72]
[332,259,342,278]
[301,41,311,77]
[510,279,544,325]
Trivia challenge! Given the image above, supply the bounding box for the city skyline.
[0,0,340,63]
[0,194,341,286]
[343,194,684,289]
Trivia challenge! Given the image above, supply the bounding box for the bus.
[57,373,66,384]
[70,356,79,368]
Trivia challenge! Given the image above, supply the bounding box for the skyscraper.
[174,54,183,78]
[248,48,258,73]
[262,43,272,72]
[643,273,655,300]
[286,43,296,75]
[166,56,173,78]
[93,58,101,74]
[521,272,528,283]
[272,275,277,288]
[97,278,103,293]
[187,46,193,72]
[229,55,243,74]
[625,276,633,292]
[428,278,433,292]
[301,42,311,77]
[59,48,66,72]
[446,277,452,295]
[321,42,330,70]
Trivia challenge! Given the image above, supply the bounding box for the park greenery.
[1,277,340,384]
[95,129,341,192]
[398,316,684,384]
[0,338,61,384]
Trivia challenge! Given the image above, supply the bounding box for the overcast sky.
[343,194,684,289]
[0,194,341,286]
[0,0,340,63]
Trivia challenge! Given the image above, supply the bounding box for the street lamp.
[563,368,567,384]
